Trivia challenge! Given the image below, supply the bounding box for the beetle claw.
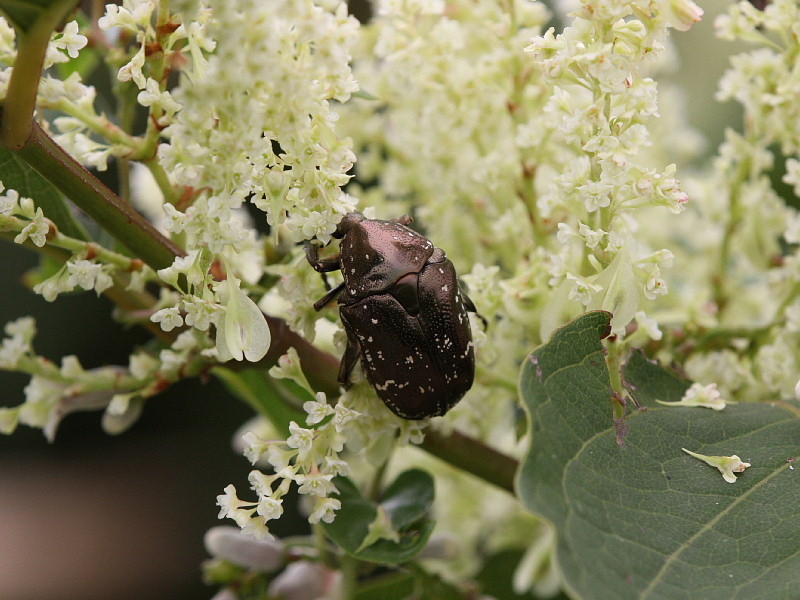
[462,291,488,330]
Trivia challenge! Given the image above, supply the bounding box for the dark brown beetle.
[305,212,478,419]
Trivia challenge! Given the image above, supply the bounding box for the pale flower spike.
[682,448,751,484]
[657,382,732,411]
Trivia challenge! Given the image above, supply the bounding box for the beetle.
[305,212,478,419]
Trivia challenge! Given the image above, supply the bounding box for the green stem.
[314,523,336,569]
[0,213,152,271]
[339,553,359,600]
[137,0,172,158]
[144,156,181,204]
[606,338,625,420]
[0,0,81,148]
[49,98,144,150]
[420,429,517,494]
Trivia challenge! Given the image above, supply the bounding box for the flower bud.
[204,526,285,571]
[267,560,338,600]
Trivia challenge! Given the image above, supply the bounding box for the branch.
[421,429,518,494]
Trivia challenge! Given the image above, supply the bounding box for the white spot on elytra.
[371,318,378,324]
[442,285,449,292]
[406,356,414,364]
[375,379,396,391]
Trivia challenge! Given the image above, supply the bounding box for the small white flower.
[658,383,730,410]
[566,273,602,306]
[0,336,27,368]
[4,316,35,339]
[183,297,219,331]
[98,4,137,32]
[301,211,338,245]
[303,393,334,425]
[295,473,336,497]
[0,187,19,215]
[256,496,284,521]
[266,444,297,472]
[664,0,704,32]
[118,43,146,88]
[321,455,350,477]
[682,448,751,483]
[14,208,50,247]
[308,497,341,524]
[242,432,269,465]
[333,403,360,431]
[150,306,184,332]
[137,78,182,115]
[216,484,248,519]
[33,270,72,302]
[53,21,88,58]
[286,421,314,459]
[66,259,104,291]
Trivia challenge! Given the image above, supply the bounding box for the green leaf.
[0,147,89,240]
[0,0,76,34]
[517,311,800,600]
[323,470,436,564]
[380,468,435,530]
[212,367,308,434]
[354,572,415,600]
[622,348,692,408]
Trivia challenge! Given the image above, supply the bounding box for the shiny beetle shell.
[306,213,476,419]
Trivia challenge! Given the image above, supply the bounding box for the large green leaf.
[517,311,800,600]
[323,469,436,564]
[0,147,89,240]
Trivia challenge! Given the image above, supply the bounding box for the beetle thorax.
[339,220,435,302]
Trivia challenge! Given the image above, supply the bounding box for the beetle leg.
[462,291,488,330]
[338,329,361,389]
[389,214,414,226]
[314,282,345,311]
[304,242,342,273]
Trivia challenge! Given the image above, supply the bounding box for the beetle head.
[333,212,366,239]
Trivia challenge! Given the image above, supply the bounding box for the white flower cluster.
[0,180,129,299]
[158,0,359,251]
[523,0,696,337]
[671,0,800,402]
[0,317,144,439]
[217,350,425,538]
[0,313,218,439]
[1,184,51,248]
[333,1,701,587]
